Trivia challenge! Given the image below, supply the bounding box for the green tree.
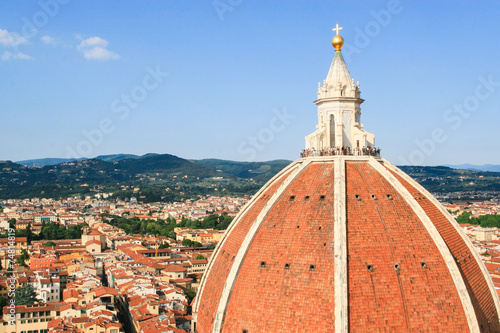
[0,297,6,314]
[25,223,33,244]
[14,284,37,305]
[456,212,472,224]
[44,241,56,247]
[185,288,196,301]
[159,243,170,249]
[181,239,193,247]
[8,218,16,230]
[16,249,29,267]
[217,213,234,230]
[479,215,500,228]
[195,254,206,260]
[193,241,203,248]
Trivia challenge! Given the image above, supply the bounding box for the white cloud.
[0,28,28,47]
[41,35,57,45]
[81,46,119,60]
[77,36,119,60]
[1,51,33,61]
[77,36,107,50]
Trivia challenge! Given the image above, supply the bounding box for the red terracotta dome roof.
[193,156,500,332]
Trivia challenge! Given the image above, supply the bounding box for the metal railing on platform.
[300,147,381,158]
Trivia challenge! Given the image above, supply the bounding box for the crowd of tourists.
[300,146,381,158]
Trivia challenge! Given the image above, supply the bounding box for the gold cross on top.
[332,24,342,35]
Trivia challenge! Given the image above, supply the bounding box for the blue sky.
[1,1,499,165]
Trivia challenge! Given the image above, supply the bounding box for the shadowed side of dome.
[345,161,471,331]
[384,161,500,332]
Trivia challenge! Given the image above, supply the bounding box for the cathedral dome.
[192,28,500,333]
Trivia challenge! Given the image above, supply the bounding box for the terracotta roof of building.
[162,264,187,273]
[7,302,65,313]
[63,288,80,300]
[0,237,27,243]
[169,278,192,283]
[93,286,119,297]
[190,259,207,265]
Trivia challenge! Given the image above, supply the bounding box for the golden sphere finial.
[332,35,344,51]
[332,24,344,51]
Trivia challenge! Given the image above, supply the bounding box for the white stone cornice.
[313,96,364,105]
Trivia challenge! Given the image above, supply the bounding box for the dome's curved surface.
[193,157,500,332]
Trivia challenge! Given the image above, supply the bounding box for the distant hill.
[191,159,292,182]
[16,157,86,166]
[399,165,500,193]
[95,153,164,162]
[95,154,142,162]
[443,164,500,172]
[15,153,160,166]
